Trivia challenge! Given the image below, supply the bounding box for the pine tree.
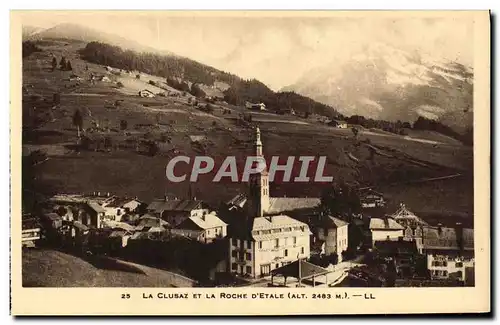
[72,109,83,138]
[59,57,66,70]
[51,57,57,71]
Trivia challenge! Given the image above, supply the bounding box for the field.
[22,249,195,287]
[22,39,474,220]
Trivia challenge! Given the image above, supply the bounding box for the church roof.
[267,197,321,214]
[147,199,203,212]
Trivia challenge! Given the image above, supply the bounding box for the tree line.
[79,41,340,118]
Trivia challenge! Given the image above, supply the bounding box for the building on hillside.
[227,127,312,278]
[22,216,41,248]
[146,198,207,226]
[359,188,386,209]
[138,89,155,98]
[279,108,296,115]
[369,217,405,246]
[245,101,266,111]
[422,224,474,283]
[328,120,348,129]
[171,212,228,243]
[315,215,349,261]
[389,203,428,253]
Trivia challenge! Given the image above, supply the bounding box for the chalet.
[389,203,428,253]
[315,215,349,261]
[146,198,207,226]
[245,101,266,111]
[138,89,156,98]
[421,224,474,283]
[171,211,228,243]
[359,188,386,209]
[369,217,404,246]
[328,120,348,129]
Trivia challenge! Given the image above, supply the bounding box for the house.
[315,215,349,261]
[373,238,420,277]
[279,108,296,115]
[328,120,348,129]
[172,211,228,243]
[134,214,170,232]
[22,216,41,248]
[139,89,156,98]
[389,203,428,253]
[422,224,474,283]
[105,66,113,72]
[359,188,386,209]
[101,197,143,222]
[68,74,82,81]
[369,217,405,246]
[78,201,106,229]
[229,214,311,278]
[99,76,111,82]
[146,198,207,226]
[245,101,266,111]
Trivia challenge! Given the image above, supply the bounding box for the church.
[227,127,313,278]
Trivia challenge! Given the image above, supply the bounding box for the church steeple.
[248,126,270,217]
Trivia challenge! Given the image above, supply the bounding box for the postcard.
[11,10,490,315]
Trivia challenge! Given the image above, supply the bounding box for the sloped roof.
[176,213,227,231]
[72,221,89,232]
[323,216,349,228]
[390,204,428,226]
[147,199,203,212]
[136,215,170,229]
[422,226,474,251]
[369,218,404,230]
[252,215,308,231]
[271,259,330,279]
[102,220,135,232]
[43,213,62,222]
[267,197,320,214]
[105,197,140,208]
[86,201,106,213]
[226,194,247,208]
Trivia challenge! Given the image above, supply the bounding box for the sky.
[20,11,474,90]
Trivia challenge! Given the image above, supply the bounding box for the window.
[443,271,448,277]
[246,253,252,261]
[443,261,448,267]
[232,263,237,270]
[456,262,463,268]
[232,250,237,258]
[301,247,304,254]
[275,264,279,269]
[232,238,237,246]
[275,239,279,248]
[324,228,328,236]
[259,241,262,249]
[293,237,297,245]
[117,209,121,216]
[247,240,252,249]
[284,249,288,257]
[246,266,252,274]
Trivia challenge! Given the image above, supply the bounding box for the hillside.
[23,249,196,287]
[21,38,474,219]
[282,42,473,133]
[79,41,340,118]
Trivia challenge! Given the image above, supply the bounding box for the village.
[21,126,475,288]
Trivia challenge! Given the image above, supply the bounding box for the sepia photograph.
[10,9,490,315]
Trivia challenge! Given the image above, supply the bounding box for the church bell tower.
[248,127,270,217]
